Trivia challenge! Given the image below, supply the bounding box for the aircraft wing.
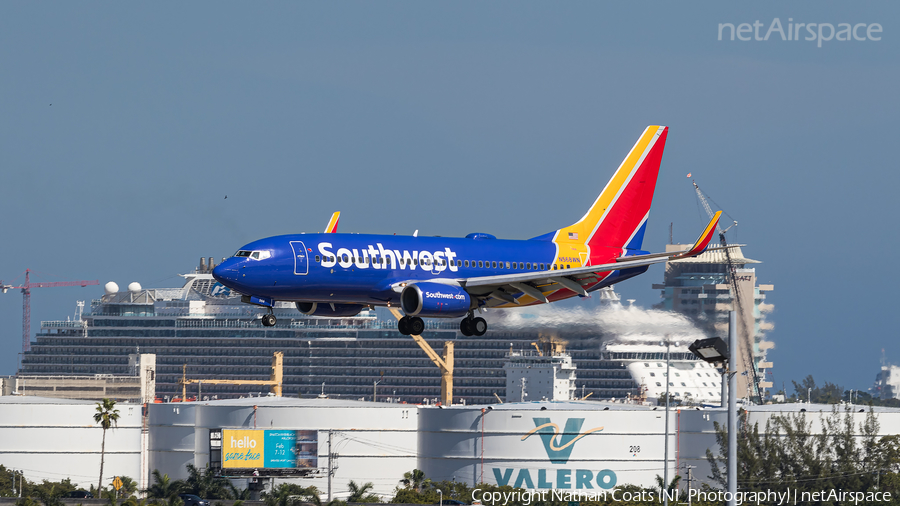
[459,211,722,305]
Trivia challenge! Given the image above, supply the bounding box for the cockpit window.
[250,250,272,260]
[235,251,252,257]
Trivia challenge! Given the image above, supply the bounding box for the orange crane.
[179,351,284,400]
[0,269,99,353]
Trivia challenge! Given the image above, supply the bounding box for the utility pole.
[327,430,333,502]
[682,464,695,506]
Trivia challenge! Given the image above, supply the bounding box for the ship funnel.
[208,257,215,271]
[200,257,207,272]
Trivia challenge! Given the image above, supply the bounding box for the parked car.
[178,494,210,506]
[69,491,94,499]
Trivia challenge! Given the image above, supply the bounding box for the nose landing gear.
[261,310,277,327]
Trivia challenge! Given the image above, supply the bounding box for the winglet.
[674,211,722,258]
[324,212,340,233]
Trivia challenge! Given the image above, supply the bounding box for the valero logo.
[521,417,604,464]
[492,417,617,490]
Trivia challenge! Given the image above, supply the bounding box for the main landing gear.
[398,315,425,336]
[459,314,487,337]
[261,309,277,327]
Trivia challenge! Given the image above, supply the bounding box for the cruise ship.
[19,258,719,405]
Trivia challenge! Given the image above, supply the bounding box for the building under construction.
[654,244,775,398]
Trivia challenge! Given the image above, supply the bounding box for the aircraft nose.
[212,259,239,286]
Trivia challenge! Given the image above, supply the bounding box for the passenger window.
[539,263,544,270]
[566,264,570,269]
[492,261,497,268]
[316,255,321,262]
[526,262,531,269]
[465,260,469,267]
[478,261,483,268]
[498,262,503,269]
[506,262,510,269]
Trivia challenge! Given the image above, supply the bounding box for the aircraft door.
[289,241,309,275]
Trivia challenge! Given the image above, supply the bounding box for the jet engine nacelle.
[401,282,470,318]
[296,302,364,317]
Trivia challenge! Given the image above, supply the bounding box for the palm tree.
[226,482,251,502]
[115,476,139,498]
[399,469,426,491]
[145,470,184,501]
[346,481,378,503]
[654,474,682,495]
[94,398,120,498]
[183,464,234,499]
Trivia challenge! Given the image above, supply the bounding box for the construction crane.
[180,351,284,400]
[0,269,99,353]
[389,307,454,405]
[692,181,763,404]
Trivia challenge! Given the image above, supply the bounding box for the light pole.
[437,489,443,506]
[688,311,737,506]
[661,336,679,506]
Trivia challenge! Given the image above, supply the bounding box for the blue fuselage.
[212,233,648,308]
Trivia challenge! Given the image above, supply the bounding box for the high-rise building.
[653,244,775,398]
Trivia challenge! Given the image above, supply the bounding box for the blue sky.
[1,2,897,391]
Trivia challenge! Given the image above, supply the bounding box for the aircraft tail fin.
[324,212,340,233]
[553,125,668,256]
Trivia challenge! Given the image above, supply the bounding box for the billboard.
[221,429,318,469]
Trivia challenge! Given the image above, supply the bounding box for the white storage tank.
[417,401,675,491]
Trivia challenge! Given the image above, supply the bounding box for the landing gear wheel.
[460,318,473,337]
[261,314,277,327]
[398,316,411,335]
[408,316,425,335]
[471,317,487,337]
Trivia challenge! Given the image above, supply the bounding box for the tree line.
[706,406,900,504]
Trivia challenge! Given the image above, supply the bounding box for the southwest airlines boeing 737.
[212,126,721,336]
